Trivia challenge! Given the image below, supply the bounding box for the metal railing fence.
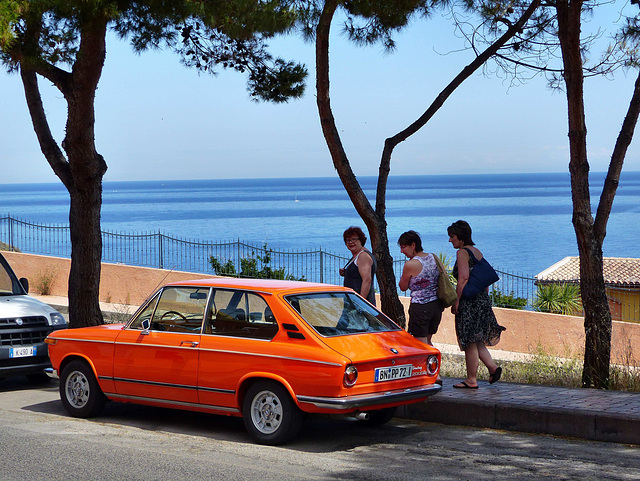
[9,214,634,319]
[1,215,353,286]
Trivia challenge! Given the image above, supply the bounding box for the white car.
[0,252,67,381]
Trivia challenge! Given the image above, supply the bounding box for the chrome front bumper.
[44,367,59,379]
[297,383,442,410]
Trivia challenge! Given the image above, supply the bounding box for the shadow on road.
[6,376,428,452]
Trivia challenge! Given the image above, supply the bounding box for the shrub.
[436,252,457,285]
[34,270,56,295]
[533,282,581,315]
[209,244,305,281]
[490,288,527,309]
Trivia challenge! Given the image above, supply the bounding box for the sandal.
[489,366,502,384]
[453,381,478,389]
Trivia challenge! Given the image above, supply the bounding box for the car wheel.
[242,380,303,445]
[59,360,107,418]
[358,407,397,427]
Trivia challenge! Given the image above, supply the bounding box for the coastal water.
[1,171,639,276]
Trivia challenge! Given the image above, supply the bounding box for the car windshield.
[285,291,400,337]
[0,255,24,296]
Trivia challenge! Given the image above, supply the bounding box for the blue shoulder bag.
[461,248,499,299]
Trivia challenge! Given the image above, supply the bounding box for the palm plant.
[533,283,581,315]
[437,253,457,286]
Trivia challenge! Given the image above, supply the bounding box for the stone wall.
[3,251,216,306]
[4,251,639,365]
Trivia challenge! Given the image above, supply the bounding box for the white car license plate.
[10,346,36,358]
[374,364,413,382]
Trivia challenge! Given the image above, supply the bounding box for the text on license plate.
[10,346,37,358]
[374,364,413,382]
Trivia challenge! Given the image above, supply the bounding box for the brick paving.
[401,378,640,445]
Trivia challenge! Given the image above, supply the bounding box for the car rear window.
[285,291,400,337]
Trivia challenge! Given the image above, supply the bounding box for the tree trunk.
[19,15,108,327]
[67,181,104,327]
[368,216,407,327]
[315,0,406,326]
[556,0,611,388]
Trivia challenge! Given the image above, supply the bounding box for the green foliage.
[533,282,581,315]
[490,288,527,309]
[436,252,457,286]
[0,0,307,102]
[209,257,237,276]
[342,0,431,49]
[209,244,306,281]
[0,0,23,48]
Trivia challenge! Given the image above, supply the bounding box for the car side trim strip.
[102,376,235,395]
[296,384,442,410]
[103,393,240,413]
[106,376,198,391]
[198,348,343,367]
[117,342,343,367]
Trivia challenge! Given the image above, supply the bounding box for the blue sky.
[1,5,639,184]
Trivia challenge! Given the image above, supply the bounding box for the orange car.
[46,278,441,444]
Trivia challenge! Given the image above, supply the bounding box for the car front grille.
[0,316,51,347]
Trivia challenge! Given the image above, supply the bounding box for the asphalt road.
[1,376,639,481]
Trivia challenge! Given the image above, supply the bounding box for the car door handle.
[180,341,199,347]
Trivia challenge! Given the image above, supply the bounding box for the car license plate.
[10,346,36,358]
[374,364,413,382]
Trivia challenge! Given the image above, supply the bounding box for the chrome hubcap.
[66,370,90,408]
[251,390,283,434]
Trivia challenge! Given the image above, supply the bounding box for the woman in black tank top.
[339,226,377,305]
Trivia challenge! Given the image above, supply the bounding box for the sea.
[1,171,639,276]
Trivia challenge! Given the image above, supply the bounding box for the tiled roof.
[536,257,640,286]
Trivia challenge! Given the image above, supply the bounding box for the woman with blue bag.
[448,220,506,389]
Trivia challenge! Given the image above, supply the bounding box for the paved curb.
[398,383,640,445]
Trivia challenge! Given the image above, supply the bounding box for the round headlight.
[426,355,439,376]
[343,365,358,387]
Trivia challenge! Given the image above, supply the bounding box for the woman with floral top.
[398,231,443,356]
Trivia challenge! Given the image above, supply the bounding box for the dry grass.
[33,270,57,295]
[440,344,640,392]
[0,242,19,251]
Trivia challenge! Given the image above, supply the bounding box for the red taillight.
[426,355,439,376]
[343,365,358,387]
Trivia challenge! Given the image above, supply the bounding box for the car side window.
[204,289,277,340]
[147,286,209,333]
[128,292,160,330]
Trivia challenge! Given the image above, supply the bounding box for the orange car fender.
[58,352,99,377]
[58,352,115,393]
[236,372,299,411]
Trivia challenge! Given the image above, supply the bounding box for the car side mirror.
[141,319,150,330]
[19,277,29,293]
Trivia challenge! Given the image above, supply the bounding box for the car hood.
[318,330,435,363]
[0,294,61,318]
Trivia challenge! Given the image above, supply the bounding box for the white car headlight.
[49,312,66,326]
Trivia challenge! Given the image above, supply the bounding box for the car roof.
[165,277,352,294]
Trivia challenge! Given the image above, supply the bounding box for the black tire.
[358,407,397,427]
[242,380,303,445]
[59,360,107,418]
